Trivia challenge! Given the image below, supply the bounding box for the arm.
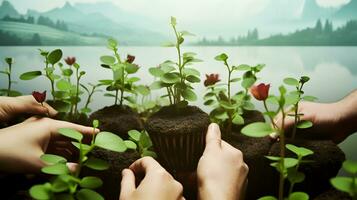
[197,123,248,200]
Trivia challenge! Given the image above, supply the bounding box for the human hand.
[120,157,184,200]
[197,123,248,200]
[273,101,350,143]
[0,117,97,173]
[0,95,57,121]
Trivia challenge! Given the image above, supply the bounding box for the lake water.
[0,46,356,164]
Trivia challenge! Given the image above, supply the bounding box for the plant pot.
[314,188,352,200]
[89,105,144,139]
[145,105,210,173]
[81,149,140,200]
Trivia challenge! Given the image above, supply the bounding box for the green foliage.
[0,57,22,96]
[205,53,264,134]
[128,130,157,158]
[99,38,141,106]
[29,120,128,199]
[149,17,201,106]
[241,122,274,137]
[330,160,357,197]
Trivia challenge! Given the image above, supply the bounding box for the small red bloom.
[204,74,220,87]
[32,91,46,103]
[64,57,76,66]
[126,55,135,64]
[250,83,270,101]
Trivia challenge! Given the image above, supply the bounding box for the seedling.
[241,80,315,200]
[20,49,63,101]
[148,16,202,106]
[204,53,264,134]
[99,39,140,106]
[0,57,21,96]
[80,83,102,114]
[128,130,157,158]
[29,120,132,200]
[330,160,357,199]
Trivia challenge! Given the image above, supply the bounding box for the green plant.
[203,53,264,134]
[148,17,202,106]
[0,57,21,96]
[128,130,157,158]
[241,79,316,200]
[99,39,140,106]
[20,49,63,101]
[330,160,357,199]
[29,120,131,200]
[80,83,102,114]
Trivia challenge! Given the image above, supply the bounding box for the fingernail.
[209,123,219,132]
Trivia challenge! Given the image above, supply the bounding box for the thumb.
[119,169,136,200]
[66,162,79,173]
[204,123,221,152]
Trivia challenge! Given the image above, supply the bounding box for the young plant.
[0,57,21,96]
[99,39,140,106]
[148,17,202,106]
[20,49,63,101]
[330,160,357,199]
[127,130,157,158]
[241,81,314,200]
[32,91,50,116]
[29,120,130,200]
[80,83,102,114]
[204,53,264,134]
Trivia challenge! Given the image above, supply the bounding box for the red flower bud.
[64,57,76,66]
[204,74,220,87]
[250,83,270,101]
[32,91,46,103]
[126,54,135,64]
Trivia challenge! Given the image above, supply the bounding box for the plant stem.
[278,110,286,200]
[167,87,173,105]
[84,86,95,110]
[263,100,278,129]
[172,23,183,103]
[6,63,11,96]
[291,84,304,139]
[115,89,119,105]
[120,89,124,106]
[288,156,301,195]
[74,68,80,117]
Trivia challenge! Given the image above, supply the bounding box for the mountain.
[335,0,357,20]
[301,0,337,21]
[0,0,20,18]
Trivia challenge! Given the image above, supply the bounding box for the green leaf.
[58,128,83,142]
[302,95,318,102]
[51,177,68,192]
[48,49,63,65]
[107,38,118,48]
[162,73,180,84]
[76,189,104,200]
[297,120,313,129]
[342,160,357,174]
[300,76,310,83]
[125,63,139,74]
[181,30,195,36]
[139,131,153,148]
[128,130,141,141]
[41,163,69,175]
[204,99,215,106]
[80,177,103,189]
[215,53,228,61]
[183,68,200,76]
[149,67,164,77]
[142,150,157,158]
[284,158,299,168]
[285,93,300,105]
[258,196,277,200]
[100,55,116,65]
[135,85,150,96]
[186,75,200,83]
[241,77,256,89]
[330,177,354,193]
[232,114,244,125]
[288,192,309,200]
[170,16,177,26]
[56,79,72,91]
[286,144,314,157]
[124,140,137,149]
[84,157,109,171]
[40,154,67,165]
[20,71,42,80]
[284,78,299,86]
[230,78,241,82]
[241,122,274,137]
[71,142,91,152]
[93,120,99,128]
[29,184,51,200]
[95,132,127,153]
[288,170,305,184]
[62,68,73,76]
[182,88,197,101]
[233,64,250,71]
[161,42,175,47]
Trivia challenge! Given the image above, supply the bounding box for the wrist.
[334,96,357,138]
[198,179,237,200]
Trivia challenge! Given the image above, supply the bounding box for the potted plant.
[145,17,210,173]
[240,77,345,199]
[89,39,144,138]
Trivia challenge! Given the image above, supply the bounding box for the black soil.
[89,105,144,139]
[314,188,352,200]
[81,149,140,200]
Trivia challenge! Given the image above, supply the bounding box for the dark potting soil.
[89,105,144,139]
[81,149,140,200]
[314,188,352,200]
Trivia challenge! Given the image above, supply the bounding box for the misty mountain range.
[0,0,357,45]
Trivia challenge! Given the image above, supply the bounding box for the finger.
[119,169,136,200]
[42,102,58,117]
[66,162,79,173]
[204,123,222,152]
[48,119,99,138]
[23,116,41,123]
[129,156,163,175]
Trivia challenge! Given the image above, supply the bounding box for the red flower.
[250,83,270,101]
[204,74,220,87]
[64,57,76,66]
[32,91,46,103]
[126,55,135,64]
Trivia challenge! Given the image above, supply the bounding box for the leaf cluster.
[330,160,357,197]
[127,130,157,158]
